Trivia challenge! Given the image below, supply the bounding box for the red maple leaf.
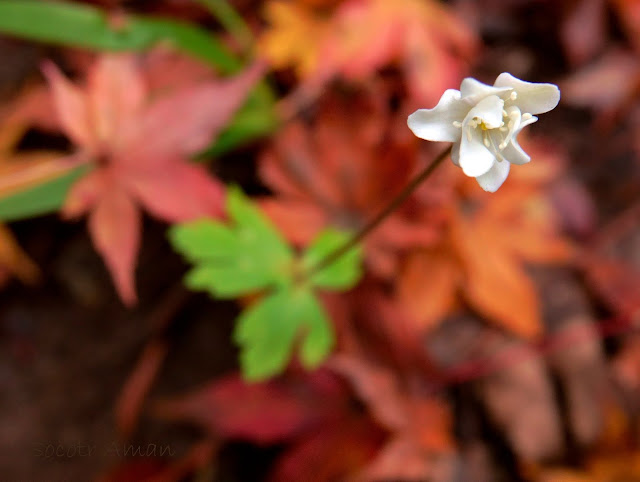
[43,54,262,304]
[152,369,387,482]
[259,89,447,279]
[152,371,347,445]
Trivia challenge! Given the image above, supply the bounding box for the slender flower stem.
[306,144,452,278]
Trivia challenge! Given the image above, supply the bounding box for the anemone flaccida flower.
[408,73,560,192]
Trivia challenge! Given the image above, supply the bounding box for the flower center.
[453,107,533,162]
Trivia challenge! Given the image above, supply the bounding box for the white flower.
[407,73,560,192]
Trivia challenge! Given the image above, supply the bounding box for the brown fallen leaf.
[610,0,640,53]
[535,267,609,447]
[330,354,455,481]
[427,314,565,461]
[561,0,608,66]
[583,201,640,319]
[612,334,640,412]
[560,48,640,128]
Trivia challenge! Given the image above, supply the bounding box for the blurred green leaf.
[169,220,238,262]
[0,165,90,222]
[169,187,293,298]
[195,0,253,51]
[234,288,333,381]
[0,0,238,72]
[302,229,363,290]
[207,86,279,157]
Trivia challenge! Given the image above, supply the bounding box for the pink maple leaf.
[43,54,263,305]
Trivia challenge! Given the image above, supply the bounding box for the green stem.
[306,144,452,279]
[195,0,253,51]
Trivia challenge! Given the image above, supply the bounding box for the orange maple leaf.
[43,54,262,304]
[0,119,64,286]
[260,0,477,105]
[0,224,39,287]
[261,1,330,78]
[0,106,75,201]
[398,137,574,338]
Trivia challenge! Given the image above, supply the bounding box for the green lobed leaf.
[0,165,90,222]
[168,187,293,298]
[168,219,238,262]
[234,288,334,381]
[169,192,365,381]
[184,263,281,299]
[302,229,363,290]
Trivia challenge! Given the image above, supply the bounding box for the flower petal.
[502,137,531,165]
[491,113,537,165]
[450,138,461,166]
[407,89,468,142]
[519,114,539,130]
[465,95,504,128]
[460,77,512,101]
[494,73,560,114]
[475,159,510,192]
[459,126,496,177]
